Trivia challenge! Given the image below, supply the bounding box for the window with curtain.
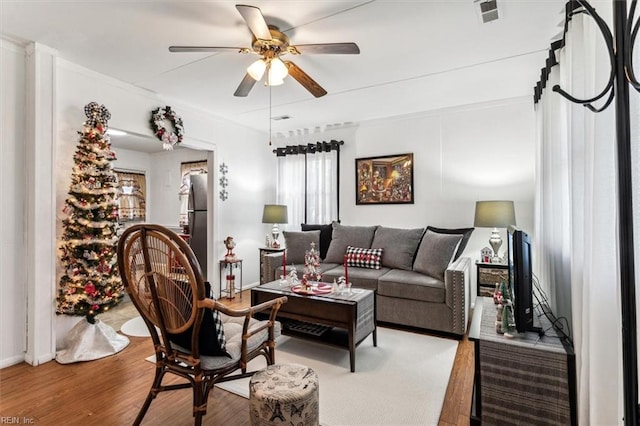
[115,170,146,222]
[179,160,207,226]
[275,141,341,228]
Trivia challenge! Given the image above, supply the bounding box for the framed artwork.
[115,170,147,221]
[355,153,414,205]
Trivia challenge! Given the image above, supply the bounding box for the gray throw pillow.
[413,230,463,280]
[283,230,320,265]
[426,226,474,261]
[324,223,378,264]
[371,226,424,270]
[301,223,334,260]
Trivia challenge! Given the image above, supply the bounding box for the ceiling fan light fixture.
[247,59,267,81]
[267,75,285,86]
[269,57,288,81]
[170,4,359,98]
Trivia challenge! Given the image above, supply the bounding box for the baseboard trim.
[0,354,26,369]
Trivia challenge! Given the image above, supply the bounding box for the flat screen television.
[507,225,540,333]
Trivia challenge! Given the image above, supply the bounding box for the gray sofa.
[262,223,472,337]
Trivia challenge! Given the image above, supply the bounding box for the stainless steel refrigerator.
[187,173,208,278]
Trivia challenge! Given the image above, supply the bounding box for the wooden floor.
[0,290,474,425]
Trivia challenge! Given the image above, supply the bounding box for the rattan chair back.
[118,224,205,355]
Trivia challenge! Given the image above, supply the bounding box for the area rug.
[120,316,151,337]
[216,327,459,426]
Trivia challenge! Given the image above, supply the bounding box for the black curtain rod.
[272,140,344,157]
[180,159,208,166]
[533,1,584,104]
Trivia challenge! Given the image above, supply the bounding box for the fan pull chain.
[269,84,272,146]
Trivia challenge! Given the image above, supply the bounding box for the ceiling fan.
[169,4,360,98]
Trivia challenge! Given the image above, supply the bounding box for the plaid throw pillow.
[208,283,227,353]
[346,246,383,269]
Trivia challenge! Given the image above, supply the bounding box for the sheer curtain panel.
[535,7,623,424]
[276,154,306,230]
[305,150,338,224]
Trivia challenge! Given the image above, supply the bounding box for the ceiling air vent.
[475,0,500,24]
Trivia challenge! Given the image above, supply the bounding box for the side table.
[219,259,242,299]
[259,247,285,284]
[476,261,508,297]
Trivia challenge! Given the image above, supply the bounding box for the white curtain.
[305,150,338,224]
[276,149,338,230]
[535,7,626,424]
[277,154,305,229]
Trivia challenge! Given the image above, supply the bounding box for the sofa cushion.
[301,223,334,260]
[324,223,378,263]
[283,230,320,265]
[426,226,474,261]
[371,226,424,270]
[346,246,383,269]
[321,264,389,291]
[413,230,463,280]
[378,269,445,303]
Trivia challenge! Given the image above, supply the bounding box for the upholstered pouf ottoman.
[249,363,319,426]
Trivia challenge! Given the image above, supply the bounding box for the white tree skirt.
[55,319,130,364]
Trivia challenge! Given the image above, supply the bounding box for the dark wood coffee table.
[251,280,377,372]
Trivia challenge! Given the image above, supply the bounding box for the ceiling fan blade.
[236,4,272,41]
[169,46,247,53]
[284,61,327,98]
[292,43,360,55]
[234,73,257,97]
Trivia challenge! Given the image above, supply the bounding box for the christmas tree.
[301,242,322,289]
[56,102,123,324]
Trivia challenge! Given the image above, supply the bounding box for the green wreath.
[150,106,184,150]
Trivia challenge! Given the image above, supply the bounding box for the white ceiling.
[1,0,565,140]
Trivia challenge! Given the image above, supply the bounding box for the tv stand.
[469,297,576,425]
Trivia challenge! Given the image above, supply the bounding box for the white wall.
[112,147,151,177]
[213,119,279,291]
[0,38,27,368]
[341,97,536,303]
[145,148,208,227]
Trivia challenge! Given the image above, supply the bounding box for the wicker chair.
[117,224,287,425]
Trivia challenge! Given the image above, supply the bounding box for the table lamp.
[262,204,288,247]
[474,200,516,263]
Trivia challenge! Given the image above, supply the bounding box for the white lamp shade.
[267,75,285,86]
[269,57,288,81]
[247,59,267,81]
